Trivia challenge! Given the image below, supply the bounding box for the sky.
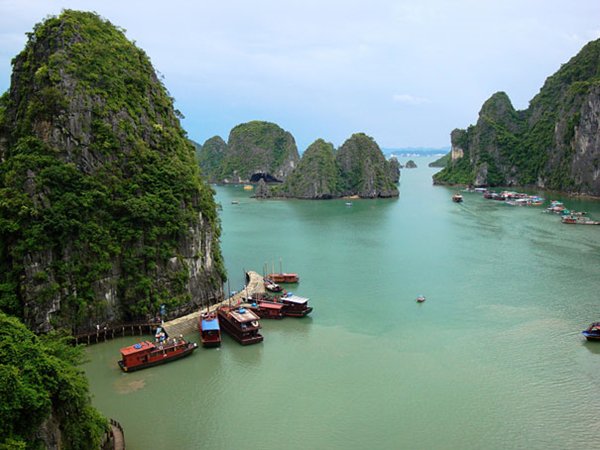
[0,1,599,152]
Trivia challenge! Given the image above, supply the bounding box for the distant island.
[197,125,399,199]
[434,38,600,196]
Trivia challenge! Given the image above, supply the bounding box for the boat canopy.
[202,319,220,331]
[281,294,309,305]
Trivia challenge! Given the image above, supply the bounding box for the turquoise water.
[85,158,600,449]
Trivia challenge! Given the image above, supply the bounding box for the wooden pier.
[72,322,158,345]
[72,271,265,345]
[162,271,265,337]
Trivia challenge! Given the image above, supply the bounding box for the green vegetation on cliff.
[336,133,399,198]
[0,312,106,449]
[197,136,227,182]
[434,38,600,194]
[278,139,341,198]
[220,121,299,182]
[0,10,225,331]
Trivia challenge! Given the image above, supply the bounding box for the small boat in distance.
[118,338,197,372]
[199,311,221,347]
[582,322,600,341]
[452,193,463,203]
[416,295,426,303]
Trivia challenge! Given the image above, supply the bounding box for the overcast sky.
[1,0,599,151]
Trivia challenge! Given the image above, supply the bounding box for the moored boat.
[264,278,283,292]
[451,193,463,203]
[118,338,197,372]
[561,215,600,225]
[199,311,221,347]
[248,299,285,319]
[278,293,313,317]
[267,272,300,283]
[582,322,600,341]
[217,305,263,345]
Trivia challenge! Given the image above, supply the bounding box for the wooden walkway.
[162,271,265,337]
[72,323,158,345]
[101,418,125,450]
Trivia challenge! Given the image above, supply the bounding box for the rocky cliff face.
[278,139,341,199]
[434,38,600,195]
[221,121,299,183]
[0,11,225,332]
[336,133,399,198]
[197,135,227,183]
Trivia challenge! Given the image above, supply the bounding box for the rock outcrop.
[404,160,417,169]
[198,135,227,182]
[278,139,341,199]
[336,133,399,198]
[434,38,600,195]
[220,121,299,183]
[0,10,225,332]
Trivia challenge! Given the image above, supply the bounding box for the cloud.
[392,94,431,106]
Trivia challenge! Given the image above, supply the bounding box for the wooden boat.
[416,295,426,303]
[561,215,600,225]
[278,293,313,317]
[264,278,283,292]
[217,305,263,345]
[267,272,300,283]
[247,299,285,319]
[118,338,197,372]
[451,193,463,203]
[198,312,221,347]
[582,322,600,341]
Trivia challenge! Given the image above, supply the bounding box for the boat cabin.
[279,293,313,317]
[249,300,285,319]
[218,306,264,345]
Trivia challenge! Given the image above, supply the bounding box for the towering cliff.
[278,139,341,199]
[336,133,399,198]
[0,11,225,332]
[220,120,299,183]
[434,38,600,195]
[197,135,227,182]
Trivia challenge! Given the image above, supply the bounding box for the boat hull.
[282,306,313,317]
[582,331,600,341]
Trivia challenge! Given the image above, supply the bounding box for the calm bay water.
[84,158,600,449]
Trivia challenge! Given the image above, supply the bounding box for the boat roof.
[258,301,284,310]
[281,294,309,305]
[120,341,155,356]
[230,307,260,323]
[201,318,220,331]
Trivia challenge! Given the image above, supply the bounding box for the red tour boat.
[199,311,221,347]
[248,299,285,319]
[218,305,263,345]
[118,338,197,372]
